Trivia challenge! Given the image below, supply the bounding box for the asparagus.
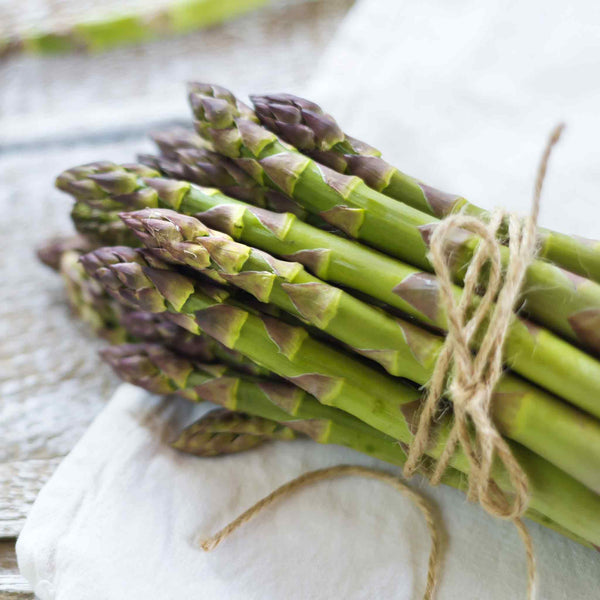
[0,0,269,57]
[121,310,272,377]
[101,342,600,548]
[139,149,313,221]
[56,164,600,419]
[188,83,600,357]
[102,344,470,481]
[151,128,209,158]
[251,92,600,285]
[142,129,333,229]
[38,234,274,373]
[83,247,600,545]
[71,202,140,247]
[58,248,128,343]
[172,408,298,457]
[120,207,600,492]
[37,234,95,271]
[175,428,268,456]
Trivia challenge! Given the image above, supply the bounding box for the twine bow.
[403,123,565,599]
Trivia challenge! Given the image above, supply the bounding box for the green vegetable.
[55,164,600,419]
[188,83,600,358]
[252,92,600,287]
[120,207,600,493]
[101,342,600,549]
[83,247,600,546]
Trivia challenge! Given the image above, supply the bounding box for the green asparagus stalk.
[142,129,333,229]
[177,408,596,547]
[139,149,313,221]
[83,247,600,545]
[0,0,270,57]
[121,310,272,377]
[251,92,600,286]
[102,343,476,482]
[188,83,600,357]
[173,408,298,457]
[175,427,268,456]
[71,202,140,247]
[58,248,128,342]
[120,207,600,493]
[55,164,600,419]
[101,342,600,549]
[38,235,273,372]
[176,407,298,440]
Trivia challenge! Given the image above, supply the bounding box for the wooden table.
[0,1,354,595]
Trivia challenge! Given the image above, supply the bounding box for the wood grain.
[0,542,32,599]
[0,459,63,538]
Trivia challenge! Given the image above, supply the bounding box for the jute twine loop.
[198,124,565,600]
[403,122,564,599]
[199,465,442,600]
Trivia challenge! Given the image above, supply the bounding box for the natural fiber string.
[198,124,565,600]
[199,465,442,600]
[403,122,565,600]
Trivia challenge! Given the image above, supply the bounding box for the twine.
[199,465,442,600]
[198,125,565,600]
[402,123,564,600]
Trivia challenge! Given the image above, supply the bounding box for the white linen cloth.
[17,0,600,597]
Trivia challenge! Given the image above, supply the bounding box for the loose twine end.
[198,465,442,600]
[197,125,565,600]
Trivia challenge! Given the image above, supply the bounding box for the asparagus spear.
[57,248,128,342]
[37,234,96,271]
[120,207,600,492]
[38,235,274,373]
[142,130,334,230]
[100,342,600,548]
[139,149,313,221]
[188,83,600,357]
[71,202,140,247]
[121,310,272,377]
[173,408,298,457]
[0,0,269,57]
[251,92,600,285]
[56,164,600,419]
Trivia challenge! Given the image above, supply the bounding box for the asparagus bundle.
[75,244,600,548]
[43,82,600,553]
[55,164,600,419]
[250,92,600,284]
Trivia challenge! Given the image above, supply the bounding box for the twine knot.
[402,123,565,598]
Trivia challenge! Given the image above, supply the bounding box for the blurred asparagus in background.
[1,0,272,57]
